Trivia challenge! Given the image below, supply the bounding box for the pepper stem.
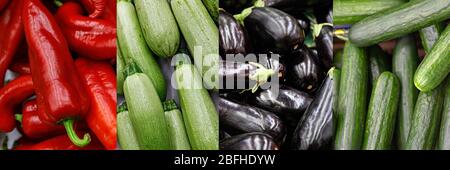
[54,0,63,7]
[15,114,23,123]
[63,119,90,147]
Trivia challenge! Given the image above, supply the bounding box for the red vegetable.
[0,0,9,12]
[23,0,91,147]
[75,57,117,150]
[15,132,105,150]
[9,42,31,75]
[19,100,65,139]
[9,62,31,75]
[56,2,116,60]
[79,0,106,19]
[0,0,24,86]
[79,0,115,23]
[0,75,34,132]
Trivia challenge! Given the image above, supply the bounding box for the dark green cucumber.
[202,0,219,22]
[414,25,450,92]
[368,45,391,86]
[334,42,369,150]
[134,0,180,58]
[437,76,450,150]
[175,64,218,150]
[333,49,343,69]
[362,72,400,150]
[333,0,407,25]
[349,0,450,47]
[405,85,444,150]
[117,1,166,99]
[163,100,191,150]
[419,23,444,53]
[117,111,140,150]
[392,35,419,149]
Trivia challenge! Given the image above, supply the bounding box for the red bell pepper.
[79,0,115,23]
[9,41,31,75]
[0,75,34,132]
[75,57,117,150]
[9,62,31,75]
[0,0,9,12]
[15,132,105,150]
[55,2,116,60]
[79,0,106,19]
[23,0,91,147]
[18,100,65,140]
[0,0,24,86]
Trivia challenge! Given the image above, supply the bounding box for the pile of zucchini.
[218,0,337,150]
[117,0,219,150]
[334,0,450,150]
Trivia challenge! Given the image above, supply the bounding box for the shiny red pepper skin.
[75,58,117,150]
[23,0,90,146]
[0,0,24,86]
[56,2,116,60]
[9,42,31,75]
[15,133,105,150]
[0,0,9,12]
[0,75,34,132]
[20,100,65,139]
[9,62,31,75]
[79,0,115,23]
[79,0,106,19]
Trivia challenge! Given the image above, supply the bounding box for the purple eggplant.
[315,25,333,69]
[219,10,251,57]
[284,46,325,94]
[214,97,286,144]
[220,132,279,150]
[220,0,253,14]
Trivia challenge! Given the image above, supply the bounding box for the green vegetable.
[333,0,407,25]
[414,25,450,92]
[335,42,369,150]
[201,0,219,23]
[123,62,170,150]
[117,47,125,95]
[163,100,191,150]
[437,76,450,150]
[368,45,391,86]
[349,0,450,47]
[117,111,140,150]
[134,0,180,58]
[333,49,343,69]
[405,85,444,150]
[175,63,219,150]
[419,24,444,53]
[392,35,419,149]
[117,1,166,99]
[171,0,219,88]
[362,72,400,150]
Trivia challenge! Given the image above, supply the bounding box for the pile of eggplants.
[217,0,336,150]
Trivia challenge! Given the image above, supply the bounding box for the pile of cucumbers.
[334,0,450,150]
[218,0,337,150]
[116,0,219,150]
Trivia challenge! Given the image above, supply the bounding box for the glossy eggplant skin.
[315,25,333,69]
[219,10,251,57]
[291,68,340,150]
[314,0,333,23]
[244,7,304,54]
[214,97,286,144]
[248,85,313,128]
[220,132,279,150]
[219,57,285,91]
[262,0,297,7]
[220,0,253,14]
[285,46,325,94]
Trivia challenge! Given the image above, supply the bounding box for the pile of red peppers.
[0,0,116,150]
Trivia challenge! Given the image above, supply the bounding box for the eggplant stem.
[248,62,275,93]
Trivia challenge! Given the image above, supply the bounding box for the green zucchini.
[368,45,391,86]
[163,100,191,150]
[123,62,170,150]
[405,85,444,150]
[349,0,450,47]
[333,49,343,69]
[117,111,140,150]
[117,1,166,99]
[171,0,219,87]
[414,25,450,92]
[334,42,369,150]
[362,72,400,150]
[117,47,125,96]
[134,0,180,58]
[333,0,407,25]
[175,63,219,150]
[392,35,419,149]
[201,0,218,23]
[437,76,450,150]
[419,23,444,53]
